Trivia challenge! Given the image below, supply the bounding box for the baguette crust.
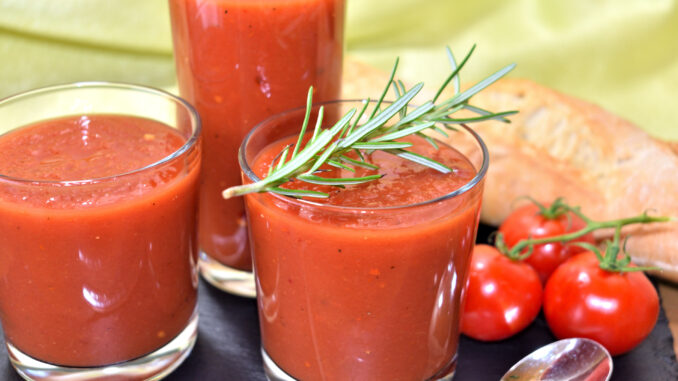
[670,142,678,156]
[466,79,678,282]
[342,59,678,283]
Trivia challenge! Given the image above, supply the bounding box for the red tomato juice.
[0,115,199,366]
[244,134,484,380]
[169,0,344,270]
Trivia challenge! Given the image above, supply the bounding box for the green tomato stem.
[508,213,671,259]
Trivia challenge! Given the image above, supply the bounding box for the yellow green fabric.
[0,0,676,140]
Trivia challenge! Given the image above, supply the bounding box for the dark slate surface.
[1,224,676,380]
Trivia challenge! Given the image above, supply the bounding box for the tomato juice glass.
[0,83,201,380]
[169,0,345,297]
[239,101,488,380]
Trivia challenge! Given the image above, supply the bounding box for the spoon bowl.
[501,338,613,381]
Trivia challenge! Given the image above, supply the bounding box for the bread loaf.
[468,78,678,282]
[342,58,678,283]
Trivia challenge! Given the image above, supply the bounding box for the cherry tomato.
[461,244,542,341]
[543,251,659,356]
[499,202,596,283]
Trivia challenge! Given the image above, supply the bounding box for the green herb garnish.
[223,45,517,199]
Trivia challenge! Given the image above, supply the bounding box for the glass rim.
[239,99,489,212]
[0,81,201,185]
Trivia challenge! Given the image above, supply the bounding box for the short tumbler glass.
[0,82,201,380]
[239,101,488,381]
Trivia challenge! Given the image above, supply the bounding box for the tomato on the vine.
[461,244,542,341]
[499,200,595,283]
[543,251,659,356]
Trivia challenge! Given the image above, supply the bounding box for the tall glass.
[0,83,201,380]
[239,101,488,380]
[169,0,345,297]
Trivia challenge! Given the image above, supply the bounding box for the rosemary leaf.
[434,110,518,124]
[417,132,439,150]
[392,81,402,98]
[327,159,355,172]
[347,98,370,137]
[448,63,516,106]
[397,80,407,96]
[463,104,514,123]
[370,121,436,142]
[433,44,476,102]
[352,141,413,150]
[392,101,435,129]
[298,173,384,186]
[276,144,291,170]
[292,87,314,158]
[339,154,379,170]
[446,46,461,95]
[395,80,408,118]
[310,106,325,142]
[354,149,365,162]
[369,57,399,119]
[269,187,329,198]
[385,149,452,173]
[432,125,449,138]
[427,103,464,120]
[339,83,424,148]
[307,141,340,174]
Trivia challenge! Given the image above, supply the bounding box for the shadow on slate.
[0,224,676,380]
[166,283,264,380]
[455,299,678,381]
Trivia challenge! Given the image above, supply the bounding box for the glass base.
[262,348,296,381]
[8,310,198,381]
[261,348,456,381]
[199,251,256,298]
[428,354,457,381]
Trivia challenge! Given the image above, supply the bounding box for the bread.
[671,142,678,156]
[467,79,678,282]
[342,58,678,283]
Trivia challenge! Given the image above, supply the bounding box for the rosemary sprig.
[223,46,517,199]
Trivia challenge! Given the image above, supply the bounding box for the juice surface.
[252,135,477,207]
[0,115,199,366]
[246,135,483,380]
[169,0,344,270]
[0,115,184,183]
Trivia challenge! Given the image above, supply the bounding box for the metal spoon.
[501,338,613,381]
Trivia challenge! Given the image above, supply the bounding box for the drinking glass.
[0,82,201,380]
[169,0,345,297]
[239,101,488,380]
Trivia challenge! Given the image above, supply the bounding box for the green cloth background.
[1,0,676,140]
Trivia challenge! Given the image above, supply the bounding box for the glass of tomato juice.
[0,83,201,380]
[169,0,345,297]
[239,101,488,380]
